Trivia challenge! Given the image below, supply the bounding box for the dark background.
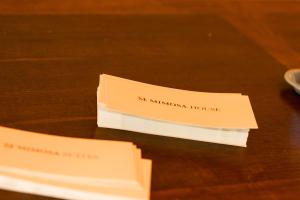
[0,1,300,199]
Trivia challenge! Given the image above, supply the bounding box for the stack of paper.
[97,74,258,147]
[0,126,151,200]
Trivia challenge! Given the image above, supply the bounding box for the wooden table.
[0,13,300,200]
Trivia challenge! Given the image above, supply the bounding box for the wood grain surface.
[0,1,300,200]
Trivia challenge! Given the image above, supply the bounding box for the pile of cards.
[0,126,151,200]
[97,74,258,147]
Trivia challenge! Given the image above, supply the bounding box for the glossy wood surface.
[0,1,300,200]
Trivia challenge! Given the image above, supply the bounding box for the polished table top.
[0,14,300,200]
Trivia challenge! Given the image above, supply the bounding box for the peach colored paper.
[99,74,258,129]
[0,126,143,189]
[0,159,152,200]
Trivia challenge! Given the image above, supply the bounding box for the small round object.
[284,69,300,95]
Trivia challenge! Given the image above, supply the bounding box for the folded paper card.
[97,74,258,147]
[0,126,151,200]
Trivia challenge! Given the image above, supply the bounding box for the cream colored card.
[0,126,143,189]
[99,74,258,129]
